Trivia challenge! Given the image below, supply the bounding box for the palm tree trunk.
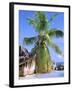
[36,45,51,73]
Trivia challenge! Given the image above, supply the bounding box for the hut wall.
[19,57,36,77]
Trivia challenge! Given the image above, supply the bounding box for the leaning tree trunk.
[36,45,53,73]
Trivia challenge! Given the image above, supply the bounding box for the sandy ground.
[19,71,64,79]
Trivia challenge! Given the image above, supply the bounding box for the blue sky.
[19,10,64,63]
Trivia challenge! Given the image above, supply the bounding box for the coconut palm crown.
[23,11,64,73]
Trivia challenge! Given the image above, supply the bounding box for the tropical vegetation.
[23,11,64,73]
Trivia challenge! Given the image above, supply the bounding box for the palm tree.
[24,11,64,73]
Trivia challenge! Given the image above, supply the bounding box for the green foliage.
[46,34,62,54]
[48,13,59,23]
[51,42,62,54]
[24,36,37,45]
[27,11,48,33]
[48,29,64,38]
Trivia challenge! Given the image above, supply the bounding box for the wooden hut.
[19,46,36,77]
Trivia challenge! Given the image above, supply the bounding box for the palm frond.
[47,47,51,60]
[27,11,48,33]
[24,36,37,45]
[48,13,59,23]
[46,35,62,55]
[35,11,48,31]
[51,43,62,54]
[27,18,36,26]
[47,29,64,38]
